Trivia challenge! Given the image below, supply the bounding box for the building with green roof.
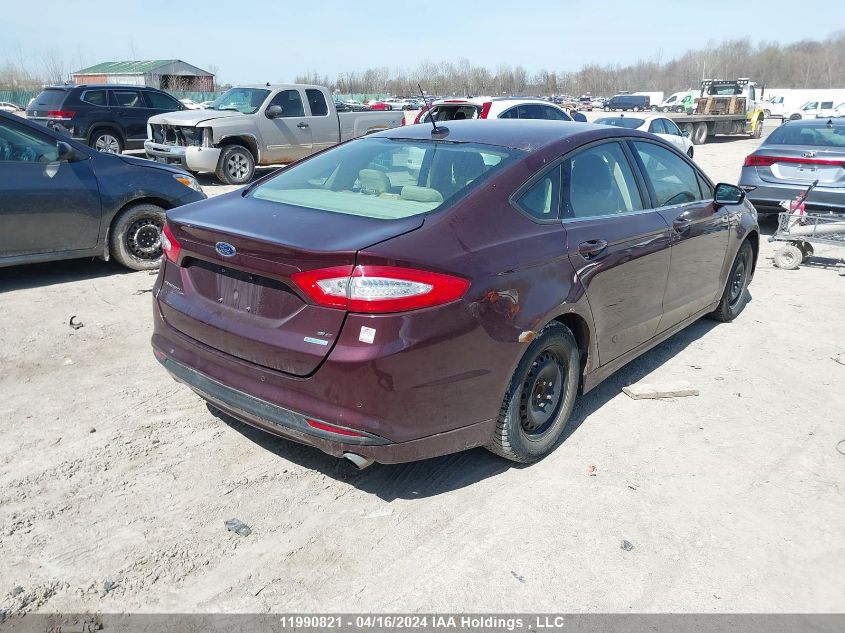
[73,60,214,91]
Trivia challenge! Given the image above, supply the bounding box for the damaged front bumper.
[144,141,221,173]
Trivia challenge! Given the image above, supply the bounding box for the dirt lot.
[1,122,844,615]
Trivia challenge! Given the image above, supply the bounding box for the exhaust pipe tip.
[343,452,375,470]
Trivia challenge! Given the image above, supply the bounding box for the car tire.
[650,105,658,112]
[604,106,610,112]
[753,119,764,139]
[486,322,580,463]
[764,109,771,117]
[90,129,123,154]
[708,240,754,322]
[674,105,685,113]
[109,203,166,271]
[692,122,708,145]
[215,144,255,185]
[790,113,802,120]
[773,244,802,270]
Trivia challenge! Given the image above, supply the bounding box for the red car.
[368,101,393,111]
[152,120,758,468]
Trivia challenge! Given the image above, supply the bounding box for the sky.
[2,0,840,85]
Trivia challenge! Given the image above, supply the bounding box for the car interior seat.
[428,150,486,198]
[569,153,622,217]
[358,169,392,195]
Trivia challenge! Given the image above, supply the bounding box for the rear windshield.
[31,89,67,107]
[251,137,521,219]
[766,124,845,147]
[595,117,644,129]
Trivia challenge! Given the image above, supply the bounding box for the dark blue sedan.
[0,110,206,270]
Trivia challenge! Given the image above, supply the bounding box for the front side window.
[251,138,520,220]
[633,141,704,207]
[648,119,667,134]
[0,119,59,163]
[541,105,570,121]
[563,142,644,219]
[803,102,818,110]
[499,107,518,120]
[663,118,682,135]
[81,90,106,106]
[516,165,561,221]
[305,89,328,116]
[268,90,305,117]
[111,91,143,107]
[145,91,182,110]
[209,88,270,114]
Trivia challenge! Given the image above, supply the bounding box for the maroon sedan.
[152,120,759,467]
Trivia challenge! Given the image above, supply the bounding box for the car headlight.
[173,173,202,192]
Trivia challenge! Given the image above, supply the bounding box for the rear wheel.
[708,241,753,322]
[487,323,580,463]
[90,129,123,154]
[773,244,802,270]
[692,122,708,145]
[753,118,764,139]
[109,203,166,270]
[215,144,255,185]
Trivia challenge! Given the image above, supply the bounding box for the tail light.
[292,265,470,313]
[744,154,845,168]
[401,114,406,126]
[46,110,75,120]
[160,223,181,264]
[479,102,492,119]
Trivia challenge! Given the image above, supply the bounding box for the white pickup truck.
[144,84,405,185]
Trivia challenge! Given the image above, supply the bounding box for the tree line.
[295,31,845,97]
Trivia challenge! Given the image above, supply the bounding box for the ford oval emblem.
[215,242,236,257]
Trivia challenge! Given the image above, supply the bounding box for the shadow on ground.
[212,314,724,501]
[0,258,140,293]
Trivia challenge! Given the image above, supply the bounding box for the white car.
[416,97,575,124]
[788,100,838,120]
[594,114,695,158]
[0,101,23,113]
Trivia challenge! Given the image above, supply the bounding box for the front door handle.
[297,122,309,129]
[672,218,691,234]
[578,239,608,259]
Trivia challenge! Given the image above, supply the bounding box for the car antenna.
[418,83,448,139]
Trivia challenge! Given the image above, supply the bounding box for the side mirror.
[681,129,690,137]
[266,105,283,119]
[57,141,79,162]
[714,182,745,206]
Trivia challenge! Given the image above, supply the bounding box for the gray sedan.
[739,118,845,215]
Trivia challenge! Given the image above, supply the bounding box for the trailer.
[664,79,765,145]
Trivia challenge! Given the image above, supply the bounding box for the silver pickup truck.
[144,84,405,185]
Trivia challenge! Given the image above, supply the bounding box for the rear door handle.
[578,239,608,259]
[297,122,309,128]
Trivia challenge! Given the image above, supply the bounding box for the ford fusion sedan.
[0,110,205,271]
[152,119,758,467]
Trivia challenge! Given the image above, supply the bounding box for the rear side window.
[563,142,644,219]
[251,138,520,219]
[81,90,106,106]
[31,89,67,107]
[145,91,181,110]
[306,89,328,116]
[648,119,667,134]
[515,165,561,221]
[111,91,143,107]
[541,105,570,121]
[633,141,704,207]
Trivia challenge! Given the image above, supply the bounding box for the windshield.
[208,88,270,114]
[250,137,521,220]
[595,117,644,129]
[766,124,845,147]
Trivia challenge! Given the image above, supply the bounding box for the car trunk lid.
[754,145,845,188]
[156,192,424,376]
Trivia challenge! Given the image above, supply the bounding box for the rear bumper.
[144,141,221,173]
[743,182,845,215]
[154,353,497,464]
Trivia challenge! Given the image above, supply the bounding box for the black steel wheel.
[709,240,754,322]
[487,322,580,463]
[109,203,166,271]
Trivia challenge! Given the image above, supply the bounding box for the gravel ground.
[1,120,844,615]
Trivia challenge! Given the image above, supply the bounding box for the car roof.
[370,119,639,152]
